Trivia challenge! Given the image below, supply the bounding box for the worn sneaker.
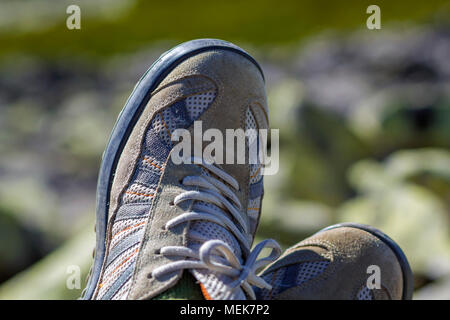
[81,39,281,300]
[255,223,414,300]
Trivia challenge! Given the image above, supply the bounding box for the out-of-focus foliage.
[0,0,449,299]
[338,150,450,277]
[1,0,449,59]
[0,222,94,299]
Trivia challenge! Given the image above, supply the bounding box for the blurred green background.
[0,0,449,299]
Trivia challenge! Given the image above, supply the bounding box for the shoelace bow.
[152,158,281,299]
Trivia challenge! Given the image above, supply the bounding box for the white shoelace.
[151,159,281,299]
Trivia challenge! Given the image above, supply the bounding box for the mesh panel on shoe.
[257,260,330,299]
[246,108,263,184]
[190,220,241,257]
[95,90,217,300]
[247,197,261,235]
[249,164,262,184]
[162,108,179,134]
[186,91,216,119]
[257,268,286,299]
[122,183,156,204]
[245,107,258,132]
[150,113,172,146]
[296,260,329,283]
[155,91,217,147]
[357,286,374,300]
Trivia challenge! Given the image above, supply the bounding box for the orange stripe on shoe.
[250,166,261,179]
[143,157,163,170]
[125,190,155,197]
[160,112,172,139]
[111,247,139,275]
[112,221,146,241]
[200,283,213,300]
[269,269,279,300]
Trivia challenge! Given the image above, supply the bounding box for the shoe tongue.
[188,219,246,300]
[186,169,247,300]
[190,269,246,300]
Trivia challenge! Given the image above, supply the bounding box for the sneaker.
[254,223,414,300]
[81,39,281,300]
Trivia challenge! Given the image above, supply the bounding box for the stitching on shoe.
[143,157,163,170]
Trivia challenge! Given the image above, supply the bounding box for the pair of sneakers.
[81,39,413,300]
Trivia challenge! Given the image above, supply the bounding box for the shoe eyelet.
[169,200,175,206]
[147,273,153,279]
[154,248,161,255]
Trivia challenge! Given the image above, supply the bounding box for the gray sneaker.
[82,39,281,300]
[255,223,414,300]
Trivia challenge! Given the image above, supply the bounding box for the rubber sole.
[320,223,414,300]
[82,39,264,299]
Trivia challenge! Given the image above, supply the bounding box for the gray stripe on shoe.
[249,178,264,200]
[114,203,151,222]
[106,230,143,268]
[100,263,135,300]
